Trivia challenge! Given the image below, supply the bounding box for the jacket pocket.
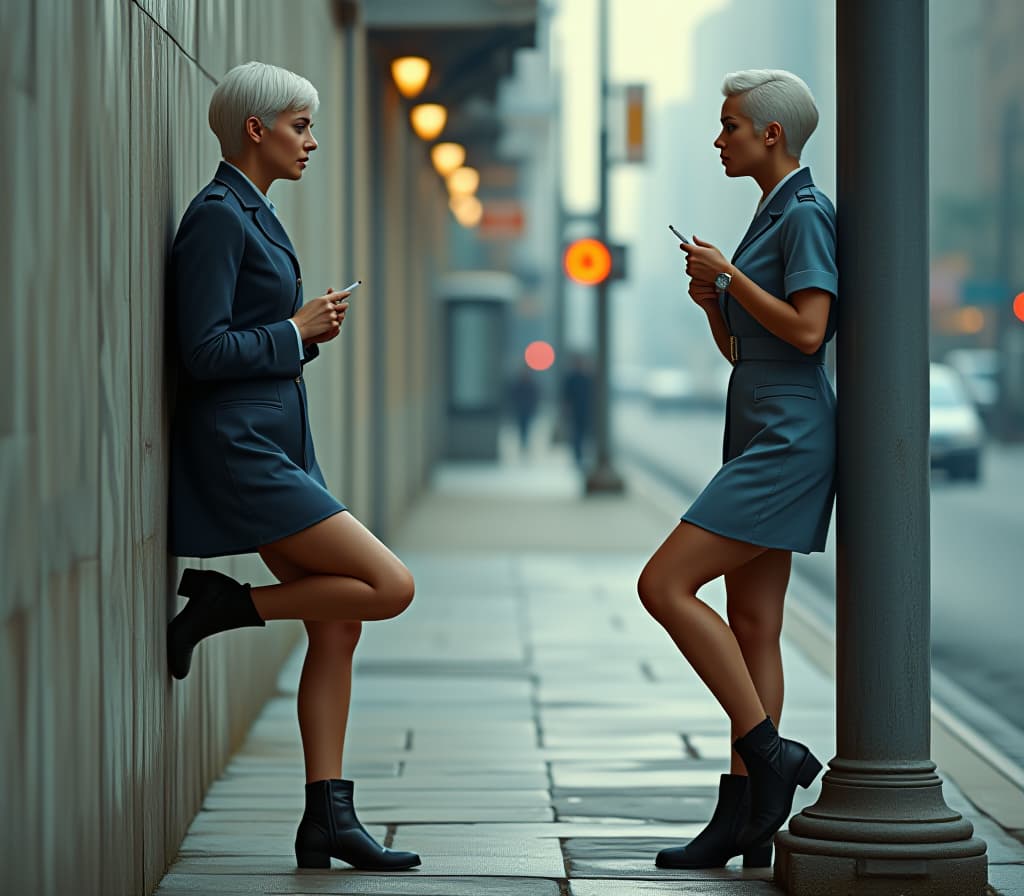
[215,382,283,409]
[754,383,816,402]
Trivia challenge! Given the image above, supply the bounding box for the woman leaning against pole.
[639,69,837,870]
[165,61,421,872]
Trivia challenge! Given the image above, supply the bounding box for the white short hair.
[208,61,320,158]
[721,69,818,159]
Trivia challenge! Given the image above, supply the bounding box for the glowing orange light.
[524,341,555,371]
[1014,292,1024,323]
[564,238,612,285]
[957,306,985,334]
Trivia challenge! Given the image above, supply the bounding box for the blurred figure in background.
[562,354,594,467]
[508,366,541,454]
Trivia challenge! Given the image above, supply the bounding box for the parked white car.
[930,362,984,481]
[944,348,1000,426]
[644,367,695,410]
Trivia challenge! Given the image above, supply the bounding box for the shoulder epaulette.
[205,184,229,201]
[796,187,818,203]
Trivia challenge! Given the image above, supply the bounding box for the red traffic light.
[564,238,612,285]
[1014,292,1024,323]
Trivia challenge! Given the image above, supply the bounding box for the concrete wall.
[0,2,443,894]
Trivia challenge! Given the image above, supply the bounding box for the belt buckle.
[729,336,739,363]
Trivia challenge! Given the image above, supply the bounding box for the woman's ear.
[244,115,264,145]
[764,121,784,148]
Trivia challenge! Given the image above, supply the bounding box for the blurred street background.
[2,0,1023,894]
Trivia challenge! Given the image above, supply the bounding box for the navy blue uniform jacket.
[167,162,344,558]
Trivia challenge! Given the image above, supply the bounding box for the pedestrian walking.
[165,61,420,872]
[509,367,541,453]
[562,354,593,467]
[638,69,837,870]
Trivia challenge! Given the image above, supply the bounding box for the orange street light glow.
[564,238,612,285]
[1015,292,1024,323]
[524,341,555,371]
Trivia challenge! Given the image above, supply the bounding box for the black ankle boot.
[655,773,772,869]
[295,779,421,870]
[166,568,265,679]
[733,717,822,849]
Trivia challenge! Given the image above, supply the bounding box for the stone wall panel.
[1,4,442,894]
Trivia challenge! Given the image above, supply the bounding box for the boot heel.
[743,842,773,868]
[296,850,331,869]
[796,751,823,788]
[177,568,204,598]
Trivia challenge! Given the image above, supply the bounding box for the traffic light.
[564,238,612,286]
[1014,292,1024,323]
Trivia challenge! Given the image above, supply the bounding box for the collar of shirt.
[754,165,807,219]
[222,160,277,216]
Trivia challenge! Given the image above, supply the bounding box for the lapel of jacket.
[730,167,814,263]
[213,162,300,274]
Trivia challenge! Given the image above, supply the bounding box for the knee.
[310,620,362,656]
[637,565,671,623]
[376,566,415,619]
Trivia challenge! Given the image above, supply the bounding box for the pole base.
[584,462,625,494]
[774,836,988,895]
[773,761,988,894]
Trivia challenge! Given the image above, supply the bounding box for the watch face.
[715,273,731,291]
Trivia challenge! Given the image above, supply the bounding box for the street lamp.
[449,195,482,228]
[446,165,480,197]
[390,56,431,99]
[410,103,447,141]
[431,142,466,177]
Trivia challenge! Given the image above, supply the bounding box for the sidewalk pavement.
[154,422,1024,895]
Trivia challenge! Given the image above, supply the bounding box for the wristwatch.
[714,271,733,292]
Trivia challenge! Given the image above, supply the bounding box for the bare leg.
[252,511,415,622]
[261,547,362,784]
[637,522,768,737]
[725,549,791,774]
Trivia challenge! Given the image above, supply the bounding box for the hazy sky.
[553,0,728,213]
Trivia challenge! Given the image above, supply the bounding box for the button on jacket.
[167,161,345,558]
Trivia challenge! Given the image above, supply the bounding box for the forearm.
[725,265,823,354]
[184,320,303,381]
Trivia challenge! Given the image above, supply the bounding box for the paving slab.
[989,864,1024,896]
[570,881,782,895]
[390,822,705,840]
[155,873,562,895]
[550,766,725,789]
[552,789,717,824]
[385,833,566,877]
[563,837,773,882]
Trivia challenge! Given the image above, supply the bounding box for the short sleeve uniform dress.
[683,167,838,554]
[167,162,346,558]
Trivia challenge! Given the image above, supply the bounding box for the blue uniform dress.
[168,162,345,558]
[683,168,837,554]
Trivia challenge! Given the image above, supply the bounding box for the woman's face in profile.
[259,107,318,182]
[714,95,766,179]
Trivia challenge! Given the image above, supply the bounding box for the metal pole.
[774,2,987,890]
[585,0,624,493]
[996,101,1022,441]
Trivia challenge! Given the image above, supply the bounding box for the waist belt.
[729,336,825,364]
